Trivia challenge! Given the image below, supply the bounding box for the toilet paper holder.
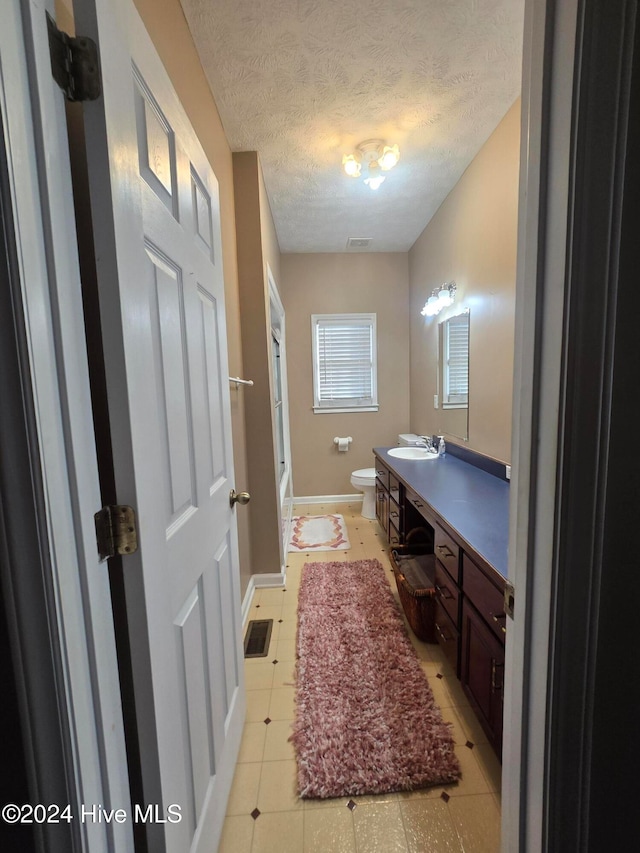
[334,436,353,451]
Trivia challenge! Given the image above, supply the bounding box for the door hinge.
[94,505,138,562]
[504,580,515,620]
[47,13,101,102]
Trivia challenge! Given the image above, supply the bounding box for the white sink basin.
[387,446,439,460]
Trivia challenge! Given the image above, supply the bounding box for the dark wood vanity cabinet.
[375,459,389,491]
[461,600,504,757]
[433,558,459,630]
[375,459,402,543]
[462,554,507,644]
[387,475,401,545]
[434,598,459,673]
[373,448,509,760]
[434,525,460,583]
[375,476,389,534]
[460,554,506,755]
[432,523,461,673]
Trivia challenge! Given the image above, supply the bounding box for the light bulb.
[342,154,361,177]
[364,175,385,190]
[438,286,453,307]
[379,144,399,171]
[421,294,440,316]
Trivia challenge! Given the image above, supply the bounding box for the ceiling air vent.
[346,237,372,250]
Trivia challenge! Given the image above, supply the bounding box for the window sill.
[313,405,379,414]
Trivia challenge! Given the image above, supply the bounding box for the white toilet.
[350,468,377,519]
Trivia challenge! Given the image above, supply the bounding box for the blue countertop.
[374,447,510,579]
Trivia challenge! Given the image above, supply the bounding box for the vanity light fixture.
[342,140,400,190]
[421,281,457,317]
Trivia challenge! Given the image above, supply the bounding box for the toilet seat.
[350,467,376,488]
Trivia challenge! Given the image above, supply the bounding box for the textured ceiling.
[179,0,524,253]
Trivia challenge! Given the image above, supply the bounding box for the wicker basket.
[390,528,437,643]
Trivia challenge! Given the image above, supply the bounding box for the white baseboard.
[241,576,256,628]
[241,572,288,627]
[293,494,363,505]
[254,572,286,588]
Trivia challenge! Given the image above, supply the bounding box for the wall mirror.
[437,309,470,441]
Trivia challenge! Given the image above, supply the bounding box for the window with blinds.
[311,313,378,413]
[443,312,469,407]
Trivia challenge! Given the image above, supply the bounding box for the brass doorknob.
[229,489,251,507]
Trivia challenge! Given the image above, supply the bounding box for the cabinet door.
[434,600,459,674]
[376,479,389,534]
[460,600,504,758]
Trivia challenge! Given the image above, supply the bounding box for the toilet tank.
[397,433,422,446]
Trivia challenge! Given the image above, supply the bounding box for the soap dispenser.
[437,436,446,457]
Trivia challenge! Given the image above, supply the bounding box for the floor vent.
[243,619,273,658]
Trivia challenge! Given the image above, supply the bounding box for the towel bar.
[229,377,254,388]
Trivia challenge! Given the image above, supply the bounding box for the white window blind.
[312,314,378,413]
[443,313,469,406]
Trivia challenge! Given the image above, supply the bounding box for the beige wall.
[409,99,521,464]
[258,163,282,288]
[130,0,252,595]
[280,254,410,497]
[58,0,518,582]
[233,152,283,575]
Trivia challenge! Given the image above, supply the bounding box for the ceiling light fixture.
[342,139,400,190]
[421,282,457,317]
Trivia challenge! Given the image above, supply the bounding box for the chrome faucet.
[417,436,437,453]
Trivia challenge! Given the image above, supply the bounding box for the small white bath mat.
[288,514,350,552]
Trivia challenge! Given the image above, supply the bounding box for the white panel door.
[72,0,245,850]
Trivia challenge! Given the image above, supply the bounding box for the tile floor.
[219,502,502,853]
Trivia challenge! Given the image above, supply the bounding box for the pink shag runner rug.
[290,559,461,798]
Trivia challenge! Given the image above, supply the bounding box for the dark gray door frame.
[546,0,639,849]
[0,119,79,852]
